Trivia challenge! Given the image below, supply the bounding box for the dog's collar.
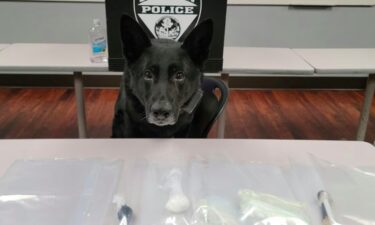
[182,89,204,114]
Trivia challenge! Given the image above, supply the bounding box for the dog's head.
[120,15,213,127]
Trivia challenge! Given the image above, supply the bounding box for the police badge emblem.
[134,0,201,41]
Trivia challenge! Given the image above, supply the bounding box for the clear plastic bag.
[189,158,312,225]
[282,157,326,225]
[311,155,375,225]
[103,152,313,225]
[238,189,310,225]
[131,163,192,225]
[0,159,122,225]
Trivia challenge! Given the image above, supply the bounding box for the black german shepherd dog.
[112,15,217,138]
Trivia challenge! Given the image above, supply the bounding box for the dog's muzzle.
[147,89,203,126]
[147,100,176,126]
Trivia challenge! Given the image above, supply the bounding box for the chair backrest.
[199,77,229,137]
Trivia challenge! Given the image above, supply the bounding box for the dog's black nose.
[151,101,173,120]
[152,110,170,119]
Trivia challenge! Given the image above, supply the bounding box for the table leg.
[217,73,229,139]
[356,73,375,141]
[74,72,88,138]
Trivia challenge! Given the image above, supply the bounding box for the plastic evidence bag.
[189,159,312,225]
[135,162,193,225]
[0,159,123,225]
[312,155,375,225]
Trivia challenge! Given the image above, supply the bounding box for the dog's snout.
[151,101,173,120]
[152,110,171,120]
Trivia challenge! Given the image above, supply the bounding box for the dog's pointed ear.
[181,19,213,66]
[120,14,151,63]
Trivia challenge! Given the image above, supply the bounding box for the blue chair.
[189,77,228,138]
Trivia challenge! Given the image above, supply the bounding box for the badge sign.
[134,0,201,41]
[106,0,227,72]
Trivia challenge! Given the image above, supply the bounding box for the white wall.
[0,2,106,43]
[225,5,375,47]
[0,1,374,48]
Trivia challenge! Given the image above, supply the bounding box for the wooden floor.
[0,88,374,142]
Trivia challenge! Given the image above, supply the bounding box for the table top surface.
[2,44,374,75]
[0,44,10,51]
[223,47,314,75]
[0,139,374,225]
[0,44,316,75]
[0,43,108,72]
[294,48,375,74]
[0,139,374,175]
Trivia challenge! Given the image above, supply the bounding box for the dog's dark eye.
[143,70,153,81]
[174,72,185,81]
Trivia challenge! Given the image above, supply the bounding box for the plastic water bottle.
[89,19,108,63]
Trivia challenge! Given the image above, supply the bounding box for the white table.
[0,139,374,225]
[0,44,10,52]
[294,49,375,141]
[0,43,108,138]
[1,45,373,141]
[0,44,316,139]
[223,47,314,75]
[1,139,373,171]
[216,47,315,138]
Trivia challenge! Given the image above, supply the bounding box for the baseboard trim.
[229,76,367,90]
